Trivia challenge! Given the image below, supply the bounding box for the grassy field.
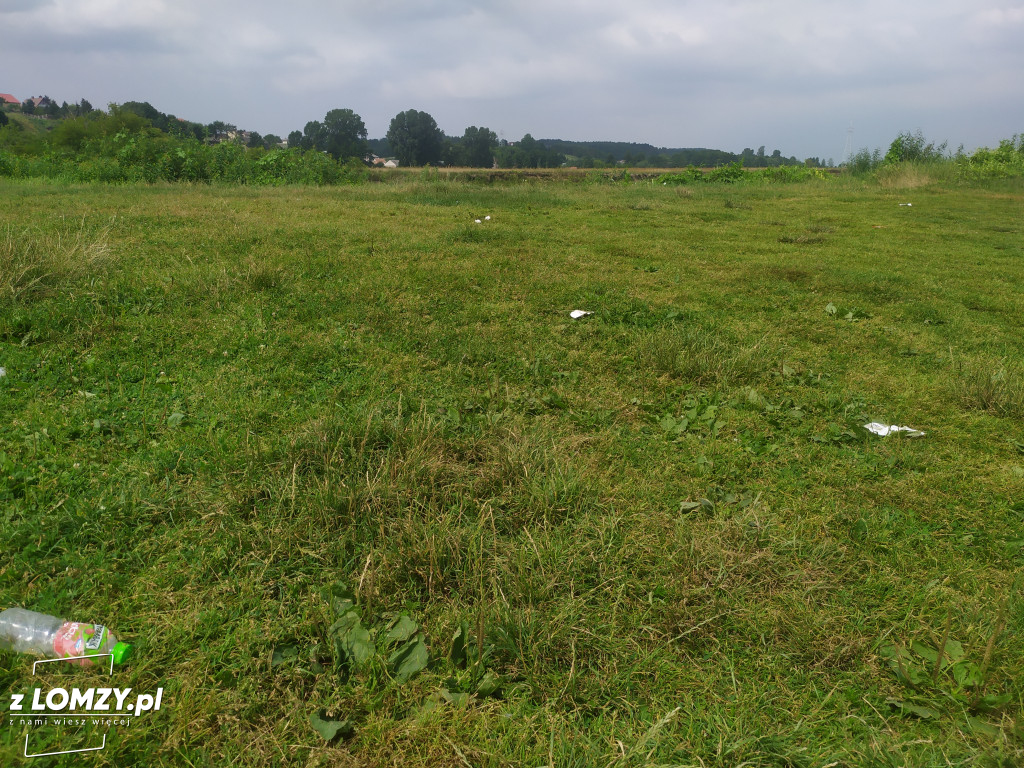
[1,172,1022,767]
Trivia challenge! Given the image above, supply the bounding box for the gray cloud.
[2,0,1021,160]
[0,0,55,11]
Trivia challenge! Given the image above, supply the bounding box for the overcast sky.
[3,0,1022,161]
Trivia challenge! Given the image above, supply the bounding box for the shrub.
[884,130,948,164]
[0,150,20,177]
[956,135,1024,180]
[707,161,745,183]
[757,165,825,183]
[658,167,709,185]
[846,148,883,174]
[76,156,130,183]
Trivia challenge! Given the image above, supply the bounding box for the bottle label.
[52,622,108,665]
[84,625,106,652]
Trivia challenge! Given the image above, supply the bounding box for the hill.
[538,139,741,167]
[3,111,54,135]
[536,139,810,168]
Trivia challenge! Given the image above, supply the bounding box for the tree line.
[286,107,813,168]
[1,97,819,169]
[3,98,1020,182]
[288,108,565,168]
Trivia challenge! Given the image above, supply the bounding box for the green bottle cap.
[112,642,133,665]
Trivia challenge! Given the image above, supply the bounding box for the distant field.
[1,174,1022,767]
[372,166,639,182]
[370,166,839,182]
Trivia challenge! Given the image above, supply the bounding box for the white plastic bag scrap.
[484,215,491,220]
[569,310,593,319]
[0,366,6,378]
[899,203,913,207]
[864,422,925,438]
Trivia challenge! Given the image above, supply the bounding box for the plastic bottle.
[0,607,132,667]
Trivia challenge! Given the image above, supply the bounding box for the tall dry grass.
[1,221,111,305]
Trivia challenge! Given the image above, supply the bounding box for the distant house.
[26,96,54,108]
[0,93,20,106]
[222,130,253,143]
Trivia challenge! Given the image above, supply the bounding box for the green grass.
[1,175,1022,767]
[2,111,54,135]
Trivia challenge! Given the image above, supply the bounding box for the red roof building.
[0,93,21,105]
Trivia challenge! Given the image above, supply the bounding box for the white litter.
[474,219,482,224]
[0,367,5,378]
[864,422,925,437]
[569,310,593,319]
[899,203,913,207]
[484,215,491,220]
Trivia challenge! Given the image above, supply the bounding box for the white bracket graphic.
[25,733,107,759]
[32,652,116,676]
[21,652,117,757]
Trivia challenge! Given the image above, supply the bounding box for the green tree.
[208,121,227,140]
[386,109,444,166]
[460,125,497,167]
[287,130,302,149]
[121,101,164,128]
[301,121,322,151]
[367,137,392,157]
[0,111,7,128]
[442,137,463,166]
[103,105,155,134]
[321,108,368,161]
[495,134,565,168]
[51,116,95,152]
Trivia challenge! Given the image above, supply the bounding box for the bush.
[657,163,826,186]
[956,135,1024,180]
[0,110,374,187]
[842,132,1024,182]
[756,165,825,183]
[76,156,130,183]
[846,148,882,174]
[707,161,745,183]
[884,130,948,164]
[253,149,292,185]
[0,150,20,177]
[657,167,708,185]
